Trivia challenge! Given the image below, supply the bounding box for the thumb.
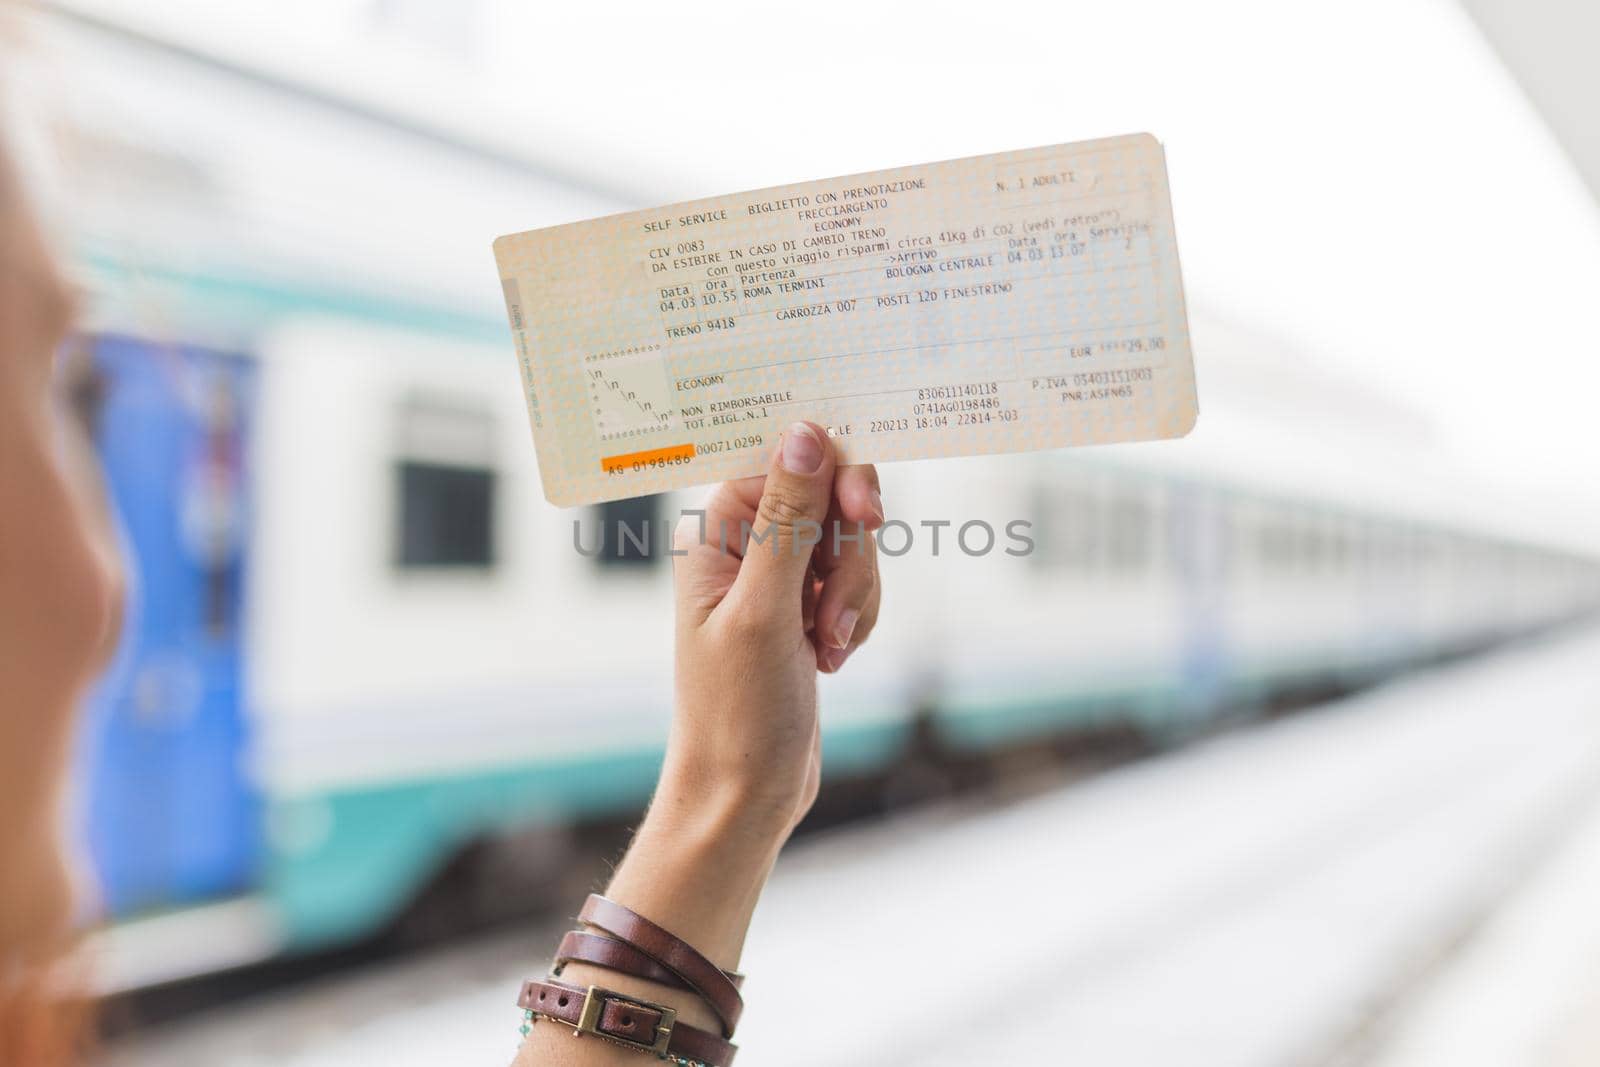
[735,421,835,602]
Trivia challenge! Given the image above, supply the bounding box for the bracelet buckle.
[576,984,677,1057]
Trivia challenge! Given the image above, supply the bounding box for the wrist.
[655,749,802,848]
[649,762,795,861]
[600,764,790,971]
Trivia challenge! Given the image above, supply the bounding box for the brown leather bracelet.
[519,977,737,1066]
[579,894,745,1038]
[555,931,746,993]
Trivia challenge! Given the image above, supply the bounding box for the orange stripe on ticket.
[600,443,696,473]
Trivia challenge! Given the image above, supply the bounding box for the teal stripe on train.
[260,649,1398,950]
[265,718,910,950]
[81,247,508,345]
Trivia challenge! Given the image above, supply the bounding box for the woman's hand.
[518,426,884,1063]
[666,421,884,836]
[598,424,883,966]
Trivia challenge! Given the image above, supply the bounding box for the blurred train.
[18,10,1598,989]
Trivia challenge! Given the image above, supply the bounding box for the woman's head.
[1,16,122,1061]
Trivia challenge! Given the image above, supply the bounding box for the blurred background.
[5,0,1600,1064]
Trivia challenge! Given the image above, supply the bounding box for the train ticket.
[493,133,1197,506]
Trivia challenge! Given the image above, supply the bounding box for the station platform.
[102,620,1600,1067]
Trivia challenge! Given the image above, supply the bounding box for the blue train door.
[79,336,258,916]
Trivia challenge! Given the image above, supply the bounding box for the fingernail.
[824,646,849,673]
[781,423,823,474]
[868,489,885,525]
[833,609,859,650]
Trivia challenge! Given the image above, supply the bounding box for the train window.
[1107,495,1151,572]
[1299,517,1326,572]
[1258,518,1296,573]
[1327,520,1351,572]
[1036,488,1100,569]
[1378,528,1407,571]
[1221,504,1262,578]
[1215,504,1237,577]
[1353,521,1377,571]
[393,394,498,570]
[592,494,666,568]
[397,462,496,567]
[1166,489,1229,579]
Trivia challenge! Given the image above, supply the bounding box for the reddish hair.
[1,964,92,1066]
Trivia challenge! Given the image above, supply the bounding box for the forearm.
[512,768,788,1065]
[513,429,880,1066]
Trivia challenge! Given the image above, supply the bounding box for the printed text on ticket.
[493,133,1198,506]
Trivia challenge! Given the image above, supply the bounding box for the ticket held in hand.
[493,133,1198,507]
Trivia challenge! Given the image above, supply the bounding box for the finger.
[817,634,869,674]
[816,556,881,672]
[813,517,877,652]
[671,474,767,628]
[672,511,735,627]
[730,421,836,606]
[833,464,884,530]
[816,519,882,673]
[812,462,881,647]
[697,474,767,559]
[801,568,821,635]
